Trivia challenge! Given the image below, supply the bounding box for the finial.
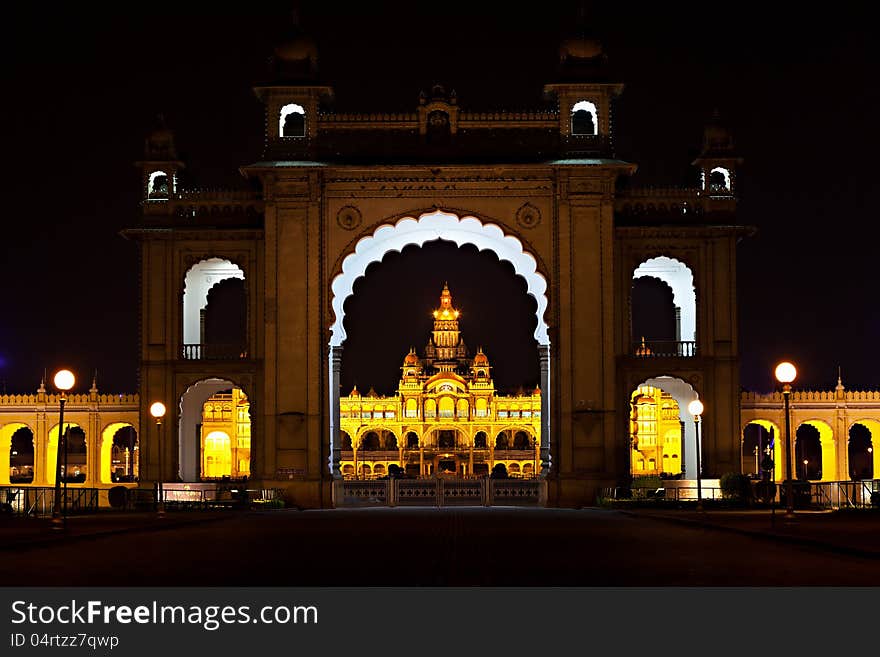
[837,366,844,390]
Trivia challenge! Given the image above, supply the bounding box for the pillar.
[329,345,343,478]
[538,344,551,475]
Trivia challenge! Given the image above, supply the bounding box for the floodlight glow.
[150,402,167,419]
[53,370,75,391]
[687,399,704,417]
[775,362,797,384]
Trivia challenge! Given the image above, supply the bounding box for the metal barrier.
[0,486,99,517]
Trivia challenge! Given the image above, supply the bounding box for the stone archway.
[632,376,700,479]
[178,378,251,482]
[327,209,551,479]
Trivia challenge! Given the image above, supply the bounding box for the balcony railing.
[181,344,249,360]
[631,340,697,358]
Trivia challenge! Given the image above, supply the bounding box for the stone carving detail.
[516,202,542,229]
[336,205,362,231]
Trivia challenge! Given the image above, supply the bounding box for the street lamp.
[50,369,75,531]
[150,402,167,518]
[802,459,809,480]
[775,361,797,519]
[687,399,704,510]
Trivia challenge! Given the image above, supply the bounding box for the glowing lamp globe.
[150,402,167,419]
[687,399,704,417]
[53,369,75,391]
[774,362,797,384]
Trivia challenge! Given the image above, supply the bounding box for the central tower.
[426,284,468,372]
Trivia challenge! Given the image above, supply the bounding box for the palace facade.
[119,15,755,507]
[339,284,541,479]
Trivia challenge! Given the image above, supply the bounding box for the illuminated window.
[708,167,731,192]
[571,100,598,136]
[280,103,306,137]
[148,170,170,198]
[203,431,231,478]
[498,411,508,418]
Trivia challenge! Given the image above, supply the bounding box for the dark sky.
[1,1,876,395]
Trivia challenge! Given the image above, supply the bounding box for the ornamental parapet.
[142,187,264,224]
[615,185,737,221]
[741,389,880,405]
[317,109,558,129]
[0,392,138,408]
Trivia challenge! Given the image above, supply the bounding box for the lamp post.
[775,361,797,519]
[150,402,167,518]
[50,369,75,531]
[687,399,704,511]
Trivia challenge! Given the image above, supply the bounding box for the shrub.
[107,486,128,509]
[720,472,752,501]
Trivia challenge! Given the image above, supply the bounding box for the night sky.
[1,2,876,396]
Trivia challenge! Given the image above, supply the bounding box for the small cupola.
[692,109,743,197]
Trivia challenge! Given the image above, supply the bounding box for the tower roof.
[433,282,459,320]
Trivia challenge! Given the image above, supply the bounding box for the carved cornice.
[615,225,754,240]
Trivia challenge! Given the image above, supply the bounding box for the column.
[329,345,343,478]
[538,344,551,475]
[419,446,425,477]
[35,410,48,486]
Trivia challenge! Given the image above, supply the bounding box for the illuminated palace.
[339,284,540,479]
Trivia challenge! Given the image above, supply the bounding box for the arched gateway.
[123,23,750,507]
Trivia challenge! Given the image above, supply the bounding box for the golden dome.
[473,348,489,366]
[403,348,419,365]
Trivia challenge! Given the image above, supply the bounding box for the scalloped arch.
[329,210,550,346]
[633,255,696,343]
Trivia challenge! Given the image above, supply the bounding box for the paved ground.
[1,506,878,586]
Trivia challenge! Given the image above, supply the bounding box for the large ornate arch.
[327,209,552,479]
[329,209,550,346]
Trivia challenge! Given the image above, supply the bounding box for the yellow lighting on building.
[200,388,251,479]
[630,385,683,477]
[340,284,540,479]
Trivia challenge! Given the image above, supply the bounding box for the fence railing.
[599,479,880,509]
[181,344,248,360]
[631,340,697,358]
[334,477,546,507]
[1,486,99,516]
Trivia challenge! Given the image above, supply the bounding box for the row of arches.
[341,461,537,479]
[0,422,139,485]
[340,429,536,451]
[742,420,879,482]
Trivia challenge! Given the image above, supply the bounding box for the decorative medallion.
[516,202,541,229]
[336,205,362,231]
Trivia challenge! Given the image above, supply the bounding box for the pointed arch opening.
[179,378,251,482]
[182,258,246,360]
[741,420,778,478]
[2,424,35,485]
[101,423,138,484]
[328,210,551,481]
[632,256,696,357]
[848,420,878,481]
[794,420,834,481]
[630,376,700,479]
[571,100,598,136]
